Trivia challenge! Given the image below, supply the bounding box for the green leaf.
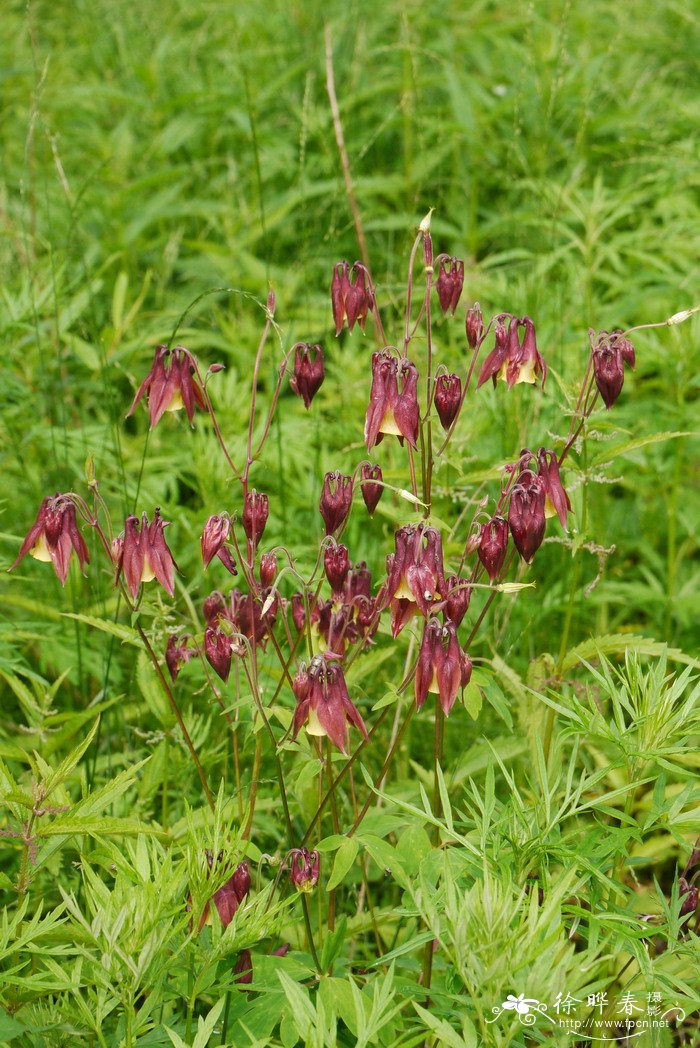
[36,816,167,838]
[326,837,359,891]
[62,613,141,646]
[591,430,694,466]
[462,681,483,719]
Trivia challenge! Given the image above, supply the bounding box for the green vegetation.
[1,1,699,1045]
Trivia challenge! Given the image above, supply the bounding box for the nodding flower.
[592,329,635,409]
[288,848,320,892]
[114,509,176,601]
[477,515,509,582]
[242,490,269,551]
[415,620,465,716]
[127,344,206,428]
[434,372,462,431]
[259,551,277,588]
[477,316,546,389]
[331,261,374,335]
[359,463,384,515]
[10,494,89,586]
[290,343,325,408]
[379,524,447,624]
[292,656,368,754]
[210,858,251,930]
[443,574,471,627]
[324,543,351,598]
[364,350,419,450]
[465,303,483,349]
[507,469,546,563]
[536,448,571,528]
[165,634,197,683]
[201,514,237,575]
[435,256,465,315]
[319,472,353,535]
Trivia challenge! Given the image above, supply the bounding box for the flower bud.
[478,516,509,581]
[204,625,233,682]
[234,949,253,987]
[242,490,269,550]
[259,551,277,588]
[203,591,226,624]
[465,303,483,349]
[444,575,471,627]
[508,471,546,563]
[360,463,383,515]
[165,634,196,683]
[289,848,320,892]
[331,262,351,336]
[434,373,462,430]
[290,343,325,409]
[201,514,237,574]
[436,257,464,315]
[324,543,350,597]
[319,472,353,535]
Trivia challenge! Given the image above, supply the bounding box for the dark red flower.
[292,656,368,754]
[443,575,471,627]
[343,561,372,603]
[233,949,253,987]
[10,494,90,586]
[465,303,483,349]
[165,634,196,683]
[319,472,353,535]
[378,524,446,635]
[434,373,462,430]
[212,860,251,929]
[364,350,419,450]
[478,316,546,389]
[289,848,320,892]
[477,516,509,581]
[201,514,237,574]
[415,621,463,716]
[592,330,634,409]
[508,471,546,563]
[435,257,464,315]
[290,343,325,408]
[259,551,277,588]
[127,345,206,428]
[115,509,176,601]
[203,591,226,625]
[331,261,374,334]
[536,448,571,528]
[324,543,350,598]
[242,490,269,550]
[204,625,234,682]
[360,463,384,515]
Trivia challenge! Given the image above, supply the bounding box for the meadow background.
[1,0,699,1045]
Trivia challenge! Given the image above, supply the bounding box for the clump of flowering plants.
[7,211,699,1022]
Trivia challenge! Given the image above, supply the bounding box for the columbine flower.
[443,575,471,627]
[203,624,234,682]
[380,524,447,631]
[10,494,89,586]
[259,551,277,588]
[292,656,368,754]
[360,463,383,515]
[536,448,571,527]
[508,471,546,563]
[592,330,635,409]
[211,859,251,929]
[127,344,206,428]
[288,848,320,892]
[319,472,353,535]
[364,351,419,450]
[290,343,325,408]
[165,634,196,682]
[114,509,176,600]
[478,516,509,581]
[415,620,463,716]
[435,256,464,315]
[324,543,351,598]
[434,372,462,430]
[201,514,237,574]
[465,303,483,349]
[242,490,269,550]
[331,261,374,334]
[477,316,546,389]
